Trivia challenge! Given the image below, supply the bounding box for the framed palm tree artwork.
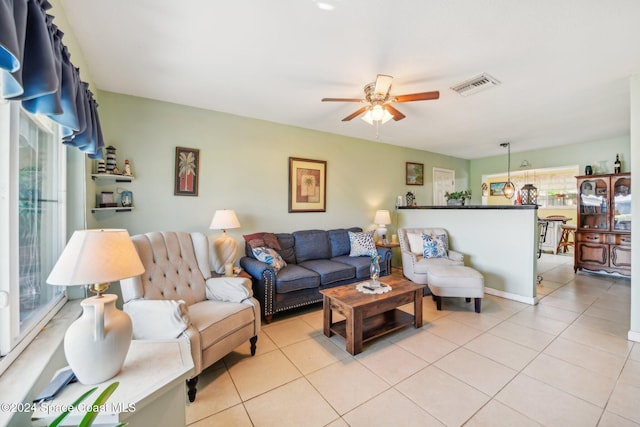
[175,147,200,196]
[289,157,326,212]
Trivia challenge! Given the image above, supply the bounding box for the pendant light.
[500,142,515,199]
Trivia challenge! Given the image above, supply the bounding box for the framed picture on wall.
[174,147,200,196]
[289,157,326,212]
[490,182,506,196]
[406,162,424,185]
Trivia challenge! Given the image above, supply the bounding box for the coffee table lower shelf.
[329,309,414,344]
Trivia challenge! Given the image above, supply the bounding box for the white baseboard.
[484,287,538,305]
[628,330,640,343]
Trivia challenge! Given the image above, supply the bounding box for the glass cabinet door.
[613,175,631,231]
[579,178,609,230]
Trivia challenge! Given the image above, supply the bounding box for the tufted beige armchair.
[120,231,260,402]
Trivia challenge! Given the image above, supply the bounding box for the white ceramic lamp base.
[65,294,132,384]
[212,232,238,274]
[377,226,388,243]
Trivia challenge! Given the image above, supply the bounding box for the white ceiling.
[59,0,640,159]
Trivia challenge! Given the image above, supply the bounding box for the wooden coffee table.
[320,277,425,355]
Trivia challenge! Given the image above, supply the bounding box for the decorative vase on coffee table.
[370,256,381,287]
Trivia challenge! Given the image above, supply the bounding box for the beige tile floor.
[186,254,639,426]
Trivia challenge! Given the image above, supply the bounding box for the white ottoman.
[427,266,484,313]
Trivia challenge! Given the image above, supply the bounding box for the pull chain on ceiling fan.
[321,74,440,131]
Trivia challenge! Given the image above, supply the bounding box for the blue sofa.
[240,227,392,323]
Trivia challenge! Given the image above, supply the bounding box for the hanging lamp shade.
[500,142,515,199]
[503,182,516,199]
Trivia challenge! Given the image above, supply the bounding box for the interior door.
[433,168,455,205]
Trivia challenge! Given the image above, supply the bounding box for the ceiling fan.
[321,74,439,124]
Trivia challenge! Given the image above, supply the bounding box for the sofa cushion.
[348,230,377,257]
[331,255,371,279]
[293,230,330,262]
[422,233,447,258]
[252,246,287,272]
[298,259,355,285]
[273,233,295,264]
[275,264,320,293]
[328,227,362,257]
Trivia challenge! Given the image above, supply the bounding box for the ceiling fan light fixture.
[361,107,393,125]
[371,104,385,121]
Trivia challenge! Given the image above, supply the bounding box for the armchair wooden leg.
[435,295,442,311]
[250,335,258,356]
[474,298,482,313]
[265,314,273,324]
[186,376,199,403]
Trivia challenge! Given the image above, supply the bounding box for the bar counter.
[397,204,539,303]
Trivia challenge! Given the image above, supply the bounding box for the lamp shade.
[47,229,144,286]
[374,210,392,225]
[209,209,241,230]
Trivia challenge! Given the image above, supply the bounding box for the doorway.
[433,168,455,205]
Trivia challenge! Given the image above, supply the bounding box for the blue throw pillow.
[421,233,447,259]
[348,230,377,257]
[252,246,287,272]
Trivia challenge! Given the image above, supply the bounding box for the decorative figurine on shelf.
[585,165,593,175]
[406,191,415,207]
[97,159,106,174]
[614,154,621,174]
[105,146,117,174]
[123,159,133,177]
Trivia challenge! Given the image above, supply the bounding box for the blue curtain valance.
[0,0,104,159]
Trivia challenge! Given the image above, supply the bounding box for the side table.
[376,242,401,269]
[31,339,194,426]
[211,269,251,279]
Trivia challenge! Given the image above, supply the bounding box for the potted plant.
[445,190,472,206]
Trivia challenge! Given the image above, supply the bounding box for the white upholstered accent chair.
[397,227,464,286]
[120,231,260,402]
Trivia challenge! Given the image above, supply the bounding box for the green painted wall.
[469,137,631,206]
[91,91,469,248]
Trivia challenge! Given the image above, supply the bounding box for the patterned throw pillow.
[348,230,378,257]
[421,233,447,259]
[252,246,287,272]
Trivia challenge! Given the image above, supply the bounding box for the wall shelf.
[91,173,135,213]
[91,173,134,182]
[91,207,134,213]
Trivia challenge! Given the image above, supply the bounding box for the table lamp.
[374,209,392,244]
[46,229,145,384]
[210,209,241,274]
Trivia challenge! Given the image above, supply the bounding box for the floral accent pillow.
[348,230,378,257]
[252,246,287,272]
[421,233,447,259]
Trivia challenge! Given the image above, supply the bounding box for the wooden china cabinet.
[575,173,631,276]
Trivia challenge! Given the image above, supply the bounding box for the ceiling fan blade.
[394,91,440,102]
[322,97,363,102]
[384,104,406,121]
[374,74,393,96]
[342,106,368,121]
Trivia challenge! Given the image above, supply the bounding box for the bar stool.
[557,224,576,253]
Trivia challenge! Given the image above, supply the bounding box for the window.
[0,102,66,363]
[484,165,579,208]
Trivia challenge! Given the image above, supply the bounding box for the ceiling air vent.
[450,73,500,96]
